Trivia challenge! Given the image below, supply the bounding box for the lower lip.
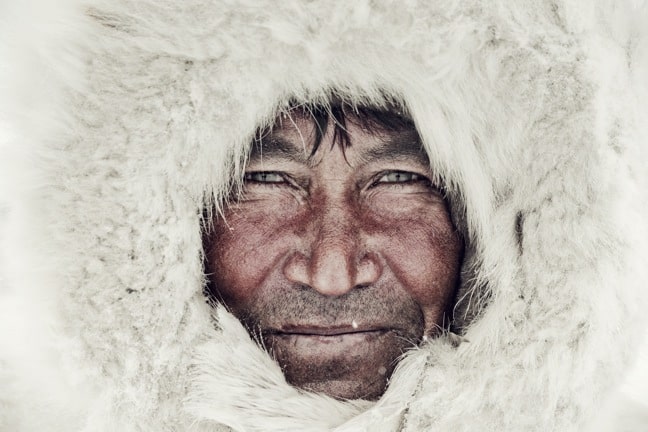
[269,330,388,348]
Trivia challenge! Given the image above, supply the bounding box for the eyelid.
[371,170,431,186]
[244,171,286,183]
[244,171,309,192]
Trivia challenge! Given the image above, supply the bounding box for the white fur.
[1,1,648,430]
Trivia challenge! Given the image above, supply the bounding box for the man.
[203,103,464,400]
[1,1,648,431]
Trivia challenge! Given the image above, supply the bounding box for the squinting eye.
[244,172,285,183]
[376,171,425,183]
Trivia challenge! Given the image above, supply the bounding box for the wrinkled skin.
[205,112,463,400]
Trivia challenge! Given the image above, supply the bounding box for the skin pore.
[204,107,463,400]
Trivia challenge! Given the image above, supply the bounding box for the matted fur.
[1,1,647,431]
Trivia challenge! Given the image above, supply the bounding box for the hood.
[1,1,648,431]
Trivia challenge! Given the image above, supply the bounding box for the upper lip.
[268,325,388,336]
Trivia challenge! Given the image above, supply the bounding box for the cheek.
[206,201,298,307]
[366,203,463,325]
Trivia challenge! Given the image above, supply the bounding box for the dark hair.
[255,100,417,158]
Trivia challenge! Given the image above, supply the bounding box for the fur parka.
[1,1,648,431]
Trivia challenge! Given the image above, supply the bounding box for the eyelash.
[244,172,286,184]
[370,170,432,188]
[243,170,433,192]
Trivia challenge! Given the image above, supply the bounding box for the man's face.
[205,111,463,400]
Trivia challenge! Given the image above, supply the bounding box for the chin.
[266,331,406,401]
[293,377,387,401]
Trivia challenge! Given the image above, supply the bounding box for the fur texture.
[1,1,648,430]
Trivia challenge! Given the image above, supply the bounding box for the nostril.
[355,252,382,286]
[283,252,311,287]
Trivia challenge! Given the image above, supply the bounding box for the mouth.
[262,325,396,350]
[259,323,418,400]
[269,324,389,337]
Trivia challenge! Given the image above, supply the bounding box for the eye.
[374,171,428,185]
[244,172,286,184]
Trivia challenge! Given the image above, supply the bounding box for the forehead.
[250,108,429,166]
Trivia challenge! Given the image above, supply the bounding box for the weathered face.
[205,111,463,400]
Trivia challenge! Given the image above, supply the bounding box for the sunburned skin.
[205,111,463,400]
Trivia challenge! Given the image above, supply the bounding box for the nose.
[283,206,382,297]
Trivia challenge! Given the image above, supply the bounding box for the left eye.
[375,171,426,183]
[244,172,286,183]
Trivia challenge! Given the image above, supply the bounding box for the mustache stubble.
[231,283,425,345]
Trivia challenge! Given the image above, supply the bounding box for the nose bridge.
[282,181,382,296]
[316,193,356,243]
[308,195,359,295]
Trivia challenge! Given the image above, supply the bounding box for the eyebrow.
[249,136,311,165]
[360,131,429,166]
[248,131,429,167]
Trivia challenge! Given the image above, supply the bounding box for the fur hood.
[1,1,648,430]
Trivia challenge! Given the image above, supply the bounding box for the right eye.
[244,172,286,184]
